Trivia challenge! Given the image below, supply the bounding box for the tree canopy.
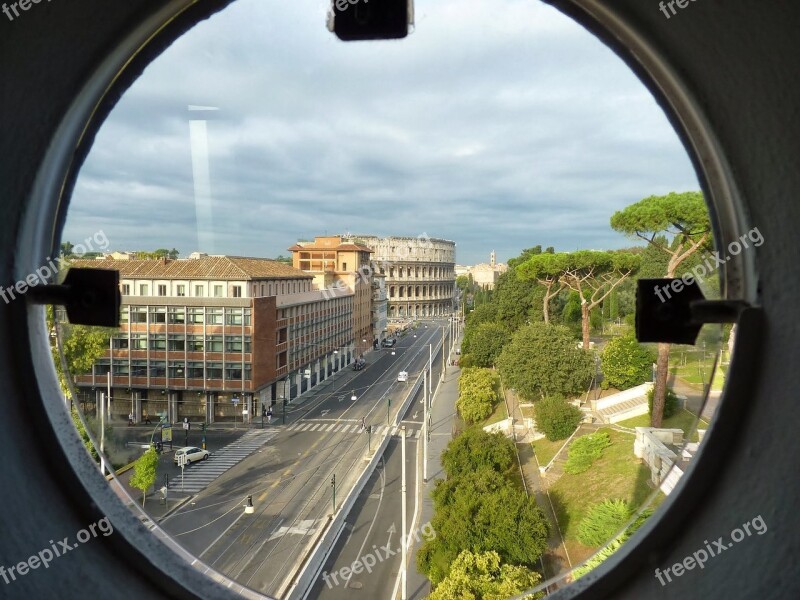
[498,323,594,401]
[427,550,544,600]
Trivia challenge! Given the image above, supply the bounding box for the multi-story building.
[288,236,374,356]
[467,250,508,290]
[71,255,355,423]
[371,273,388,346]
[342,235,456,319]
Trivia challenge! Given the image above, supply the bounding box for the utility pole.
[423,370,428,483]
[401,425,407,600]
[428,344,432,397]
[441,324,446,381]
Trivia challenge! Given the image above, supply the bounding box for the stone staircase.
[592,383,652,424]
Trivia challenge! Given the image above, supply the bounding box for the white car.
[397,371,409,382]
[174,446,210,465]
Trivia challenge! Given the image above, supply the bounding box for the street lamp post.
[331,474,336,513]
[387,396,392,425]
[332,350,339,391]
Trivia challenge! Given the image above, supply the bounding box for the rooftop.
[70,256,313,281]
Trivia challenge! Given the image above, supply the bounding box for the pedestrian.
[128,412,134,426]
[360,416,366,431]
[267,408,273,424]
[143,413,152,425]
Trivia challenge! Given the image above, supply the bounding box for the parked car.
[353,358,366,371]
[397,371,409,382]
[382,338,396,347]
[173,447,210,465]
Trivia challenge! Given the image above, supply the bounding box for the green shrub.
[573,509,654,579]
[441,427,516,479]
[534,396,582,441]
[456,368,500,424]
[600,334,656,390]
[647,387,680,419]
[564,431,612,475]
[577,499,632,546]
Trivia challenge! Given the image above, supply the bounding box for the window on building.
[225,336,243,353]
[149,334,166,351]
[130,307,147,323]
[244,336,252,353]
[187,335,204,352]
[186,362,204,379]
[206,335,223,352]
[213,285,223,297]
[121,284,130,295]
[243,308,252,326]
[167,335,185,351]
[168,307,185,324]
[206,308,223,325]
[277,352,287,369]
[194,285,204,297]
[94,361,110,376]
[130,334,147,350]
[188,308,204,324]
[206,362,223,379]
[225,363,243,380]
[157,284,167,296]
[176,284,186,297]
[139,284,149,296]
[149,361,166,377]
[112,337,129,350]
[149,307,166,323]
[120,307,129,323]
[168,362,185,378]
[130,360,147,377]
[225,308,243,326]
[232,285,242,298]
[112,362,129,376]
[244,364,252,380]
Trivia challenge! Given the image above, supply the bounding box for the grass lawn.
[668,347,726,390]
[481,399,509,427]
[617,409,709,441]
[548,428,665,565]
[532,436,567,468]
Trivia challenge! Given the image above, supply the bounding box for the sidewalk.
[407,358,462,600]
[517,443,573,592]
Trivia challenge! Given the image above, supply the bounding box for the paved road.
[159,319,450,597]
[308,329,459,600]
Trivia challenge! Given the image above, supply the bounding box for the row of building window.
[388,285,454,299]
[122,306,252,326]
[96,360,251,380]
[112,334,252,353]
[121,280,313,299]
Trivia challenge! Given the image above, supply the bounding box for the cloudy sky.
[65,0,699,265]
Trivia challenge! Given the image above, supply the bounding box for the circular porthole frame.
[3,1,780,599]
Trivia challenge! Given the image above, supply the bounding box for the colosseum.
[342,234,456,319]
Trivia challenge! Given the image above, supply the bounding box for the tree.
[457,368,501,424]
[611,191,711,426]
[461,322,508,368]
[60,241,75,257]
[601,334,657,390]
[420,472,549,582]
[497,323,594,401]
[466,302,499,328]
[441,428,516,479]
[492,268,545,330]
[427,550,544,600]
[515,253,567,324]
[129,447,159,506]
[534,396,582,441]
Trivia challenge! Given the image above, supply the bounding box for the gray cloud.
[66,0,699,265]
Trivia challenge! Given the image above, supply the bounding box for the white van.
[397,371,409,382]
